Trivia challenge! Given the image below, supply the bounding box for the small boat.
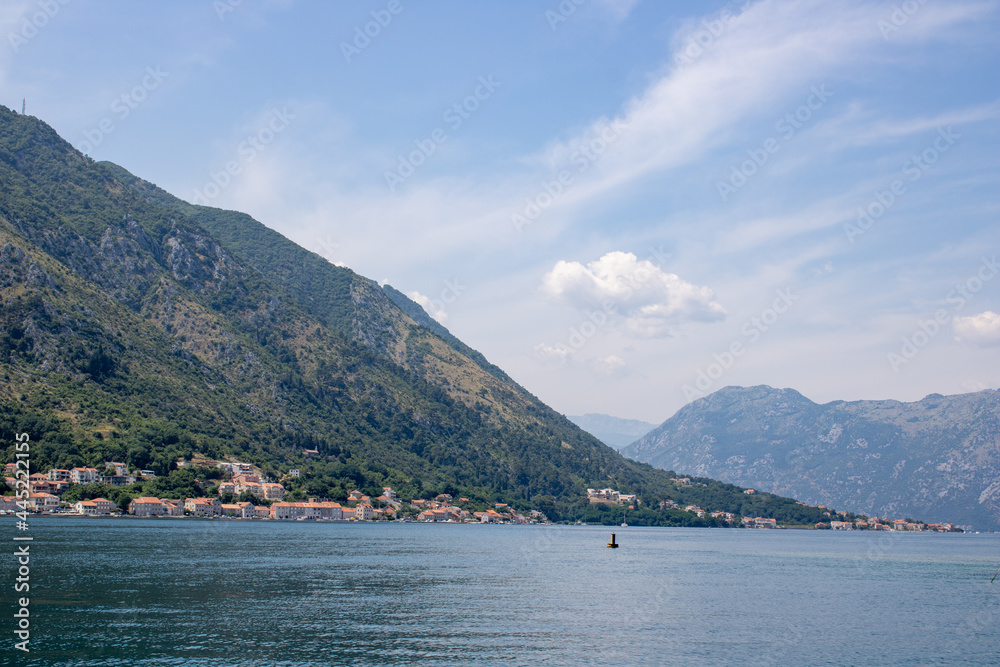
[621,507,628,527]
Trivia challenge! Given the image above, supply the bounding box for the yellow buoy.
[607,532,619,548]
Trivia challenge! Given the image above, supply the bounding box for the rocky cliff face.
[622,386,1000,529]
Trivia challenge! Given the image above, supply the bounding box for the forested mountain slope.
[0,106,826,525]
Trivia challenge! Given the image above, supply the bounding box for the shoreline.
[7,512,977,532]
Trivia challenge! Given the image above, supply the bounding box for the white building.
[70,467,100,484]
[104,461,129,476]
[261,483,285,501]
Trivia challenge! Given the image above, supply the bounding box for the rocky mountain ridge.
[622,385,1000,529]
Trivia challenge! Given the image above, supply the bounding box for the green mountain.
[0,106,828,526]
[622,385,1000,530]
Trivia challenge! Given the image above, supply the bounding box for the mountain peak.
[623,385,1000,530]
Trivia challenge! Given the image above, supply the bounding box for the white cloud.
[593,354,627,375]
[816,101,1000,151]
[531,0,990,212]
[408,291,448,325]
[222,0,992,283]
[541,251,726,337]
[533,342,571,364]
[954,311,1000,347]
[959,379,995,393]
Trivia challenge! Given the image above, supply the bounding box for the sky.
[1,0,998,424]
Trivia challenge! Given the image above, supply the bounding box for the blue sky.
[2,0,998,423]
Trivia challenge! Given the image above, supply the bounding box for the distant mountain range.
[567,414,656,450]
[622,386,1000,530]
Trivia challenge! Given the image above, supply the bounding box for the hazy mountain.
[622,385,1000,529]
[567,413,657,450]
[0,107,831,526]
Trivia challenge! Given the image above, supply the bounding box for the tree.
[86,345,116,382]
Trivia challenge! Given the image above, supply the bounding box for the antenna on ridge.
[21,99,25,115]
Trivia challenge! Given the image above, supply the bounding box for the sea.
[9,517,999,666]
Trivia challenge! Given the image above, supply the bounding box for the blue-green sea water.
[7,518,999,666]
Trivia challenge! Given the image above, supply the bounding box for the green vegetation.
[0,106,829,527]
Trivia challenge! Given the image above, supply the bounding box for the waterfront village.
[587,481,957,532]
[2,461,957,531]
[2,460,544,524]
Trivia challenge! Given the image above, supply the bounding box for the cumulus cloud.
[541,251,726,337]
[953,311,1000,347]
[533,343,572,364]
[593,354,627,375]
[408,291,448,325]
